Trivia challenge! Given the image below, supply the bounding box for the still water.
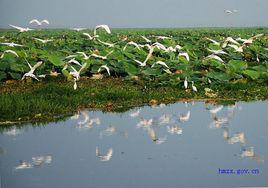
[0,101,268,188]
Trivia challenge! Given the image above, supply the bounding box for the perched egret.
[184,77,188,89]
[206,54,224,62]
[0,42,23,47]
[141,36,151,43]
[123,41,141,51]
[91,50,113,60]
[178,52,190,61]
[191,81,197,92]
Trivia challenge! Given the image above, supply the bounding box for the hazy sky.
[0,0,267,28]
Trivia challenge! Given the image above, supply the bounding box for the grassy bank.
[0,77,267,124]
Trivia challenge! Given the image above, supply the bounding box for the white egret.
[82,32,94,40]
[178,52,190,61]
[97,39,114,48]
[167,126,182,135]
[22,61,43,81]
[191,81,197,92]
[208,49,227,55]
[129,109,140,117]
[15,161,33,170]
[222,37,240,48]
[72,28,86,32]
[134,59,146,67]
[141,36,151,43]
[206,37,220,46]
[29,19,49,25]
[151,61,169,69]
[184,77,188,89]
[76,52,90,60]
[0,50,19,58]
[0,42,23,47]
[33,37,53,43]
[227,44,243,53]
[98,65,110,75]
[9,25,33,32]
[209,105,223,114]
[94,24,111,36]
[123,41,141,51]
[91,50,113,60]
[206,54,224,62]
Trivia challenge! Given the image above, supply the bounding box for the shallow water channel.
[0,101,268,188]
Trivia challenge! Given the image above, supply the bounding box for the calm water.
[0,101,268,188]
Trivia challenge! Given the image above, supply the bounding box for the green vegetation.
[0,28,267,124]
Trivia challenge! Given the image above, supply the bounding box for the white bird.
[141,36,151,43]
[68,58,82,67]
[33,37,53,43]
[241,147,254,158]
[9,24,33,32]
[134,59,146,67]
[0,42,23,47]
[144,45,155,64]
[152,42,167,51]
[97,39,114,48]
[184,77,188,89]
[227,44,243,53]
[72,28,86,32]
[151,61,169,69]
[225,10,238,14]
[98,65,110,75]
[242,34,264,46]
[206,37,220,46]
[206,54,224,62]
[94,24,111,36]
[155,36,171,40]
[0,50,19,58]
[76,52,90,60]
[123,41,141,51]
[179,111,191,122]
[96,147,113,161]
[191,81,197,92]
[91,50,113,60]
[228,132,245,144]
[137,118,153,128]
[82,32,94,40]
[178,52,190,61]
[22,61,43,81]
[159,114,171,125]
[208,49,227,55]
[29,19,49,25]
[222,37,240,48]
[69,63,87,80]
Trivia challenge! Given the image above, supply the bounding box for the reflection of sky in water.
[0,101,268,188]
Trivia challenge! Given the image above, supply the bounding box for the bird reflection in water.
[96,147,113,161]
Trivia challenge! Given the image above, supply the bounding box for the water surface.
[0,101,268,188]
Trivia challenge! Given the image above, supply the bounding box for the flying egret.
[76,52,90,60]
[191,81,197,92]
[129,109,140,117]
[98,65,110,75]
[22,61,43,81]
[123,41,141,51]
[0,50,19,58]
[15,161,33,170]
[82,32,94,40]
[209,105,223,114]
[91,50,113,60]
[96,147,113,161]
[227,44,243,53]
[141,36,151,43]
[207,49,227,55]
[222,37,240,48]
[225,10,238,14]
[29,19,49,25]
[72,28,86,32]
[152,42,167,51]
[151,61,169,69]
[205,37,220,46]
[0,42,23,47]
[155,36,171,40]
[206,54,224,62]
[178,52,190,61]
[97,39,114,48]
[94,24,111,36]
[33,37,53,44]
[9,25,33,32]
[136,118,153,128]
[134,59,146,67]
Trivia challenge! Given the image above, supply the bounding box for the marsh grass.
[0,77,267,124]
